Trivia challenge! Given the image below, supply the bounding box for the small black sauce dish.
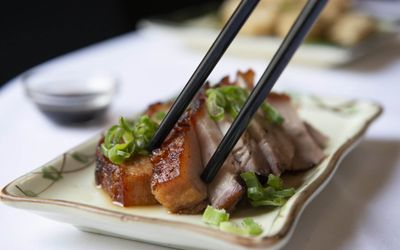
[22,70,118,124]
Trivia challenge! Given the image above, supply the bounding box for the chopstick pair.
[148,0,328,183]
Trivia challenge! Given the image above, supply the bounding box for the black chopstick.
[148,0,260,151]
[201,0,328,183]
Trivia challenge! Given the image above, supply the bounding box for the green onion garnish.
[219,86,248,118]
[219,218,263,236]
[205,89,226,121]
[261,103,284,125]
[240,172,263,189]
[240,172,295,208]
[267,174,284,190]
[202,205,229,226]
[101,115,158,164]
[202,206,263,236]
[241,218,263,235]
[205,85,284,124]
[219,221,248,235]
[152,111,167,124]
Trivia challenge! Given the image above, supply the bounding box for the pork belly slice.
[216,116,270,175]
[267,93,326,170]
[150,111,207,214]
[95,146,158,206]
[192,97,244,211]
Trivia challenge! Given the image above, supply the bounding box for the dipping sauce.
[23,70,118,124]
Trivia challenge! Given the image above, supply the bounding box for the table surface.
[1,27,400,250]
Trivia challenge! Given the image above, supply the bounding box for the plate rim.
[0,103,383,248]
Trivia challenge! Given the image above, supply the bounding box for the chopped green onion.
[106,143,133,164]
[202,205,263,236]
[250,198,286,207]
[206,89,226,121]
[205,85,284,125]
[152,111,167,124]
[240,171,262,189]
[246,187,266,201]
[261,103,284,125]
[241,218,263,235]
[219,86,248,104]
[274,188,296,198]
[101,115,158,164]
[104,125,121,147]
[219,222,248,235]
[219,219,263,236]
[132,115,158,149]
[219,86,247,118]
[240,172,295,208]
[119,117,134,132]
[202,205,229,226]
[267,174,284,190]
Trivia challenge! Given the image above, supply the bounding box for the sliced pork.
[192,97,244,211]
[215,116,269,175]
[234,70,294,175]
[215,72,271,175]
[96,69,328,214]
[248,112,295,175]
[267,93,325,170]
[150,110,207,214]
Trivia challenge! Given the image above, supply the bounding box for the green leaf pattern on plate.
[15,152,95,198]
[42,166,63,181]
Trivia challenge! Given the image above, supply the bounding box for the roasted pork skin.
[150,112,207,214]
[95,146,158,206]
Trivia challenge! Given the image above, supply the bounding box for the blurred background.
[0,0,219,85]
[2,0,399,86]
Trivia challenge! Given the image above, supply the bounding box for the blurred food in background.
[141,0,397,67]
[219,0,377,47]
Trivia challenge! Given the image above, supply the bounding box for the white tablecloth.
[1,28,399,250]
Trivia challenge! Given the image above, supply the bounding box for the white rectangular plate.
[1,94,381,250]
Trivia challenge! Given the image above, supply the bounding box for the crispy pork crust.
[95,145,158,206]
[150,111,207,214]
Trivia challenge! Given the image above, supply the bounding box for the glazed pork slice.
[192,97,244,211]
[95,147,158,206]
[267,93,325,170]
[150,111,207,214]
